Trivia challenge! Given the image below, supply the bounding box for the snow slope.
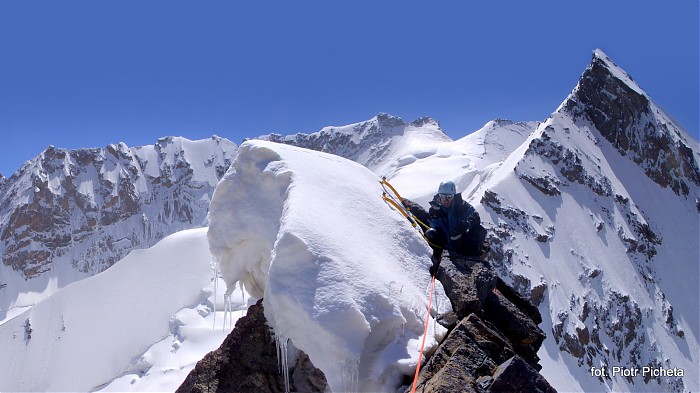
[207,140,451,392]
[471,114,698,392]
[0,228,247,392]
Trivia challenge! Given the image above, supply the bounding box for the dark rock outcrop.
[405,254,555,393]
[488,355,556,393]
[176,299,328,393]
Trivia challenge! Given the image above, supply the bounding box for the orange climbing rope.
[378,176,439,390]
[410,274,436,393]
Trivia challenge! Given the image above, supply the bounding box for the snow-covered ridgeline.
[207,140,450,392]
[257,113,452,178]
[368,50,700,392]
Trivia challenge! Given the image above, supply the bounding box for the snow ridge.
[256,113,452,177]
[207,140,450,392]
[0,228,219,392]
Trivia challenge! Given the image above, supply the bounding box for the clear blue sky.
[1,1,698,177]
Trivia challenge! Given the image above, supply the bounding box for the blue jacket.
[428,193,480,251]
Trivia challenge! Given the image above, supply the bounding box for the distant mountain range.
[0,136,237,320]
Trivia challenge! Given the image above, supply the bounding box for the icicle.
[210,257,220,331]
[275,332,291,393]
[240,281,245,304]
[339,359,359,393]
[212,267,218,330]
[227,292,234,328]
[223,293,233,331]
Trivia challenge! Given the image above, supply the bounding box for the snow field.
[0,228,243,392]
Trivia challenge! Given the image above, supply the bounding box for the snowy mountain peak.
[561,50,700,197]
[255,113,452,176]
[592,49,645,96]
[409,115,440,128]
[374,112,406,128]
[462,51,700,392]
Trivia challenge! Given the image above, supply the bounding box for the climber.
[404,180,486,276]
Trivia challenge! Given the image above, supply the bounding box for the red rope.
[410,274,436,393]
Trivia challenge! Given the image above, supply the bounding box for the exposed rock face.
[404,255,554,393]
[177,299,328,393]
[564,50,700,197]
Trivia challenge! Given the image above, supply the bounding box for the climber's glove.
[451,221,468,241]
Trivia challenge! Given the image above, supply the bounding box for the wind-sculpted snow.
[207,140,450,392]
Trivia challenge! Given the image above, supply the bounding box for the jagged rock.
[519,173,562,196]
[291,352,328,393]
[529,283,547,307]
[409,314,514,392]
[436,256,497,322]
[483,284,546,368]
[488,356,557,393]
[493,277,542,325]
[405,255,554,392]
[176,299,328,393]
[176,300,284,393]
[1,136,235,280]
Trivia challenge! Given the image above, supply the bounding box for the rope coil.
[379,178,438,248]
